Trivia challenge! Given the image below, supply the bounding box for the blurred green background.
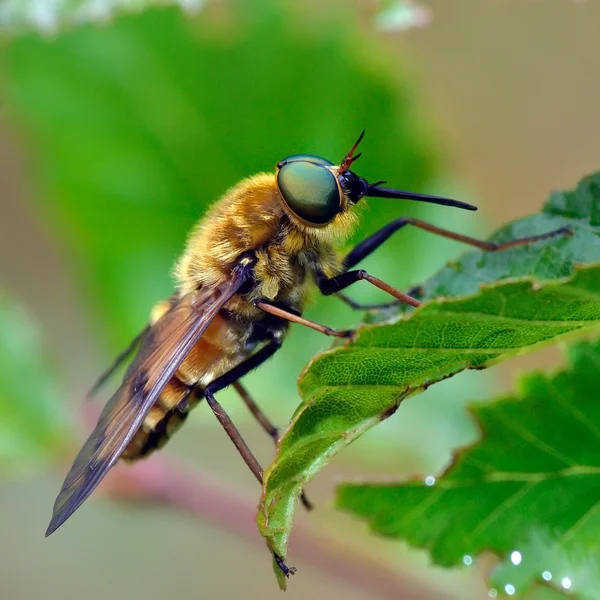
[1,1,599,599]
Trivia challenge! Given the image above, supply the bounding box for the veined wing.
[87,324,151,399]
[88,295,182,399]
[46,270,247,536]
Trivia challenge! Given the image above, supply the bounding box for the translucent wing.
[46,272,247,536]
[87,324,151,399]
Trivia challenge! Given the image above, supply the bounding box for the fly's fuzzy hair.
[174,171,360,298]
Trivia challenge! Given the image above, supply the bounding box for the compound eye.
[277,160,340,226]
[276,154,334,169]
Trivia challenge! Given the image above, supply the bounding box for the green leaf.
[258,173,600,574]
[2,2,437,354]
[0,0,206,34]
[337,337,600,599]
[2,0,447,458]
[4,2,448,580]
[392,172,600,308]
[0,294,73,474]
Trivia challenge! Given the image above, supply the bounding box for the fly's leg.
[232,381,313,511]
[342,218,571,270]
[254,300,355,337]
[318,270,423,307]
[335,293,400,311]
[233,381,279,440]
[202,340,281,484]
[201,339,296,577]
[324,217,571,304]
[335,286,425,311]
[274,553,297,578]
[204,387,264,482]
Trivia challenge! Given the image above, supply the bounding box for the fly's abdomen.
[120,377,194,460]
[121,312,243,461]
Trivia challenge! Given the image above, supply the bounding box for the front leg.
[330,217,570,308]
[254,299,355,337]
[316,269,422,308]
[342,217,570,270]
[335,285,425,311]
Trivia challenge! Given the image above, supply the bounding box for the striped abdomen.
[121,311,246,461]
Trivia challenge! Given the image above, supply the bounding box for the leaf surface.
[258,173,600,579]
[338,337,600,599]
[3,3,439,416]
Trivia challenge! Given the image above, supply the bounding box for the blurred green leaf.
[3,1,457,467]
[338,337,600,599]
[0,294,72,474]
[2,2,437,347]
[258,172,600,575]
[0,0,206,34]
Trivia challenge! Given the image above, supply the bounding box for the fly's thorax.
[174,169,359,296]
[174,173,285,294]
[171,164,351,333]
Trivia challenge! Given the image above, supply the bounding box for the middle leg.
[335,285,425,311]
[342,217,571,270]
[232,380,313,510]
[317,269,423,307]
[201,340,281,485]
[233,380,278,441]
[201,339,297,576]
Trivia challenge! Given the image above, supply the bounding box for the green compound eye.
[277,158,341,226]
[277,154,334,168]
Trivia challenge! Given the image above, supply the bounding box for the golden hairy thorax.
[175,172,358,313]
[122,173,358,461]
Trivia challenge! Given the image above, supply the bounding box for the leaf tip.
[272,553,296,590]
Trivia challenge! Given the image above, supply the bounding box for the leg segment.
[317,270,422,308]
[88,325,151,398]
[202,340,302,574]
[233,381,313,511]
[255,300,354,337]
[335,293,400,311]
[330,218,570,306]
[204,389,264,483]
[343,217,571,269]
[202,340,281,485]
[275,553,297,578]
[233,381,278,440]
[336,285,425,311]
